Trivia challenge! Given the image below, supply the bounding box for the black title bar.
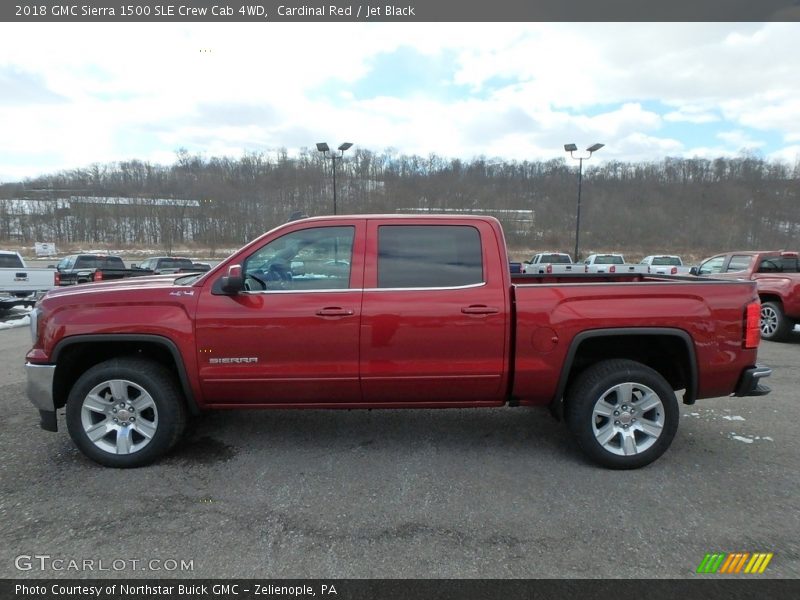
[3,579,800,600]
[3,0,800,22]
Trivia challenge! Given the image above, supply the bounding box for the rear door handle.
[461,305,500,315]
[316,307,355,317]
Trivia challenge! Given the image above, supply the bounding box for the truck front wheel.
[66,358,186,468]
[566,359,679,469]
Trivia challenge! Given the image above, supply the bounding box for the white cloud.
[0,22,799,181]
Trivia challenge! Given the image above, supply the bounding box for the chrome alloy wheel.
[591,382,665,456]
[760,304,779,337]
[79,379,159,455]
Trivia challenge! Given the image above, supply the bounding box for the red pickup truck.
[693,250,800,341]
[26,215,771,469]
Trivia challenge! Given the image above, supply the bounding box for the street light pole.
[316,142,353,215]
[564,143,604,261]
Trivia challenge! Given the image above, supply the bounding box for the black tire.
[760,301,792,342]
[66,358,186,468]
[565,359,679,469]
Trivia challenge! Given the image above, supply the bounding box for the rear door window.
[377,225,483,289]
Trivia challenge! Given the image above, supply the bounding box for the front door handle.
[316,307,355,317]
[461,305,500,315]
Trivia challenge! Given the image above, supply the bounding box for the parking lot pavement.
[1,326,798,579]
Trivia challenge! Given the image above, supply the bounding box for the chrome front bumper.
[26,362,57,431]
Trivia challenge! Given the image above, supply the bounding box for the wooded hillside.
[1,148,797,258]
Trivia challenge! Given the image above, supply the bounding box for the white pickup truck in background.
[639,255,693,275]
[583,253,650,274]
[0,250,57,306]
[522,252,579,274]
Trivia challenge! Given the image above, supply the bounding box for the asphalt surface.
[1,324,798,579]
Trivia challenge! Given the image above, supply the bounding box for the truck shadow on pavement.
[165,407,580,467]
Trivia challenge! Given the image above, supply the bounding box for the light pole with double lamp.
[316,142,353,215]
[564,142,604,262]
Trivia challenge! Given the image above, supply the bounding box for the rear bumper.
[26,362,57,431]
[733,365,772,397]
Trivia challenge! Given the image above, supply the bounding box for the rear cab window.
[0,253,24,268]
[651,256,681,266]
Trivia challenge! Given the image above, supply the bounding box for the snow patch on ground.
[0,306,32,330]
[722,415,746,421]
[728,433,774,444]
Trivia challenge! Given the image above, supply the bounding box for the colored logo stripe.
[697,552,773,574]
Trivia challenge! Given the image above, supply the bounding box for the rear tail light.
[744,301,761,349]
[609,265,616,273]
[546,264,553,274]
[93,270,103,282]
[54,271,60,286]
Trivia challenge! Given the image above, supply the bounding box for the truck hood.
[43,274,195,299]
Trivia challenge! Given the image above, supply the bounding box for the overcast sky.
[1,22,799,182]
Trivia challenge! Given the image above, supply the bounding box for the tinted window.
[592,255,624,264]
[158,258,193,270]
[377,225,483,288]
[245,226,354,291]
[74,255,125,269]
[540,254,571,263]
[0,254,23,268]
[726,255,753,272]
[651,256,681,266]
[758,256,799,273]
[780,257,799,272]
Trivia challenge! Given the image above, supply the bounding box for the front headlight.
[29,307,39,344]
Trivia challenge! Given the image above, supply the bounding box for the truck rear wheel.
[66,358,186,468]
[566,359,678,469]
[760,301,792,342]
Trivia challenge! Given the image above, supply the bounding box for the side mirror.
[689,266,699,276]
[220,264,244,294]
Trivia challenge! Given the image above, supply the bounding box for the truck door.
[360,219,508,405]
[195,221,365,404]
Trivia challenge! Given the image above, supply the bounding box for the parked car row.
[0,253,213,301]
[520,252,690,275]
[55,254,211,286]
[515,247,799,343]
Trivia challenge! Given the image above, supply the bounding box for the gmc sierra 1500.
[26,215,771,469]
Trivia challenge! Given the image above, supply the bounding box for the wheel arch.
[759,293,783,306]
[51,334,199,415]
[551,328,697,419]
